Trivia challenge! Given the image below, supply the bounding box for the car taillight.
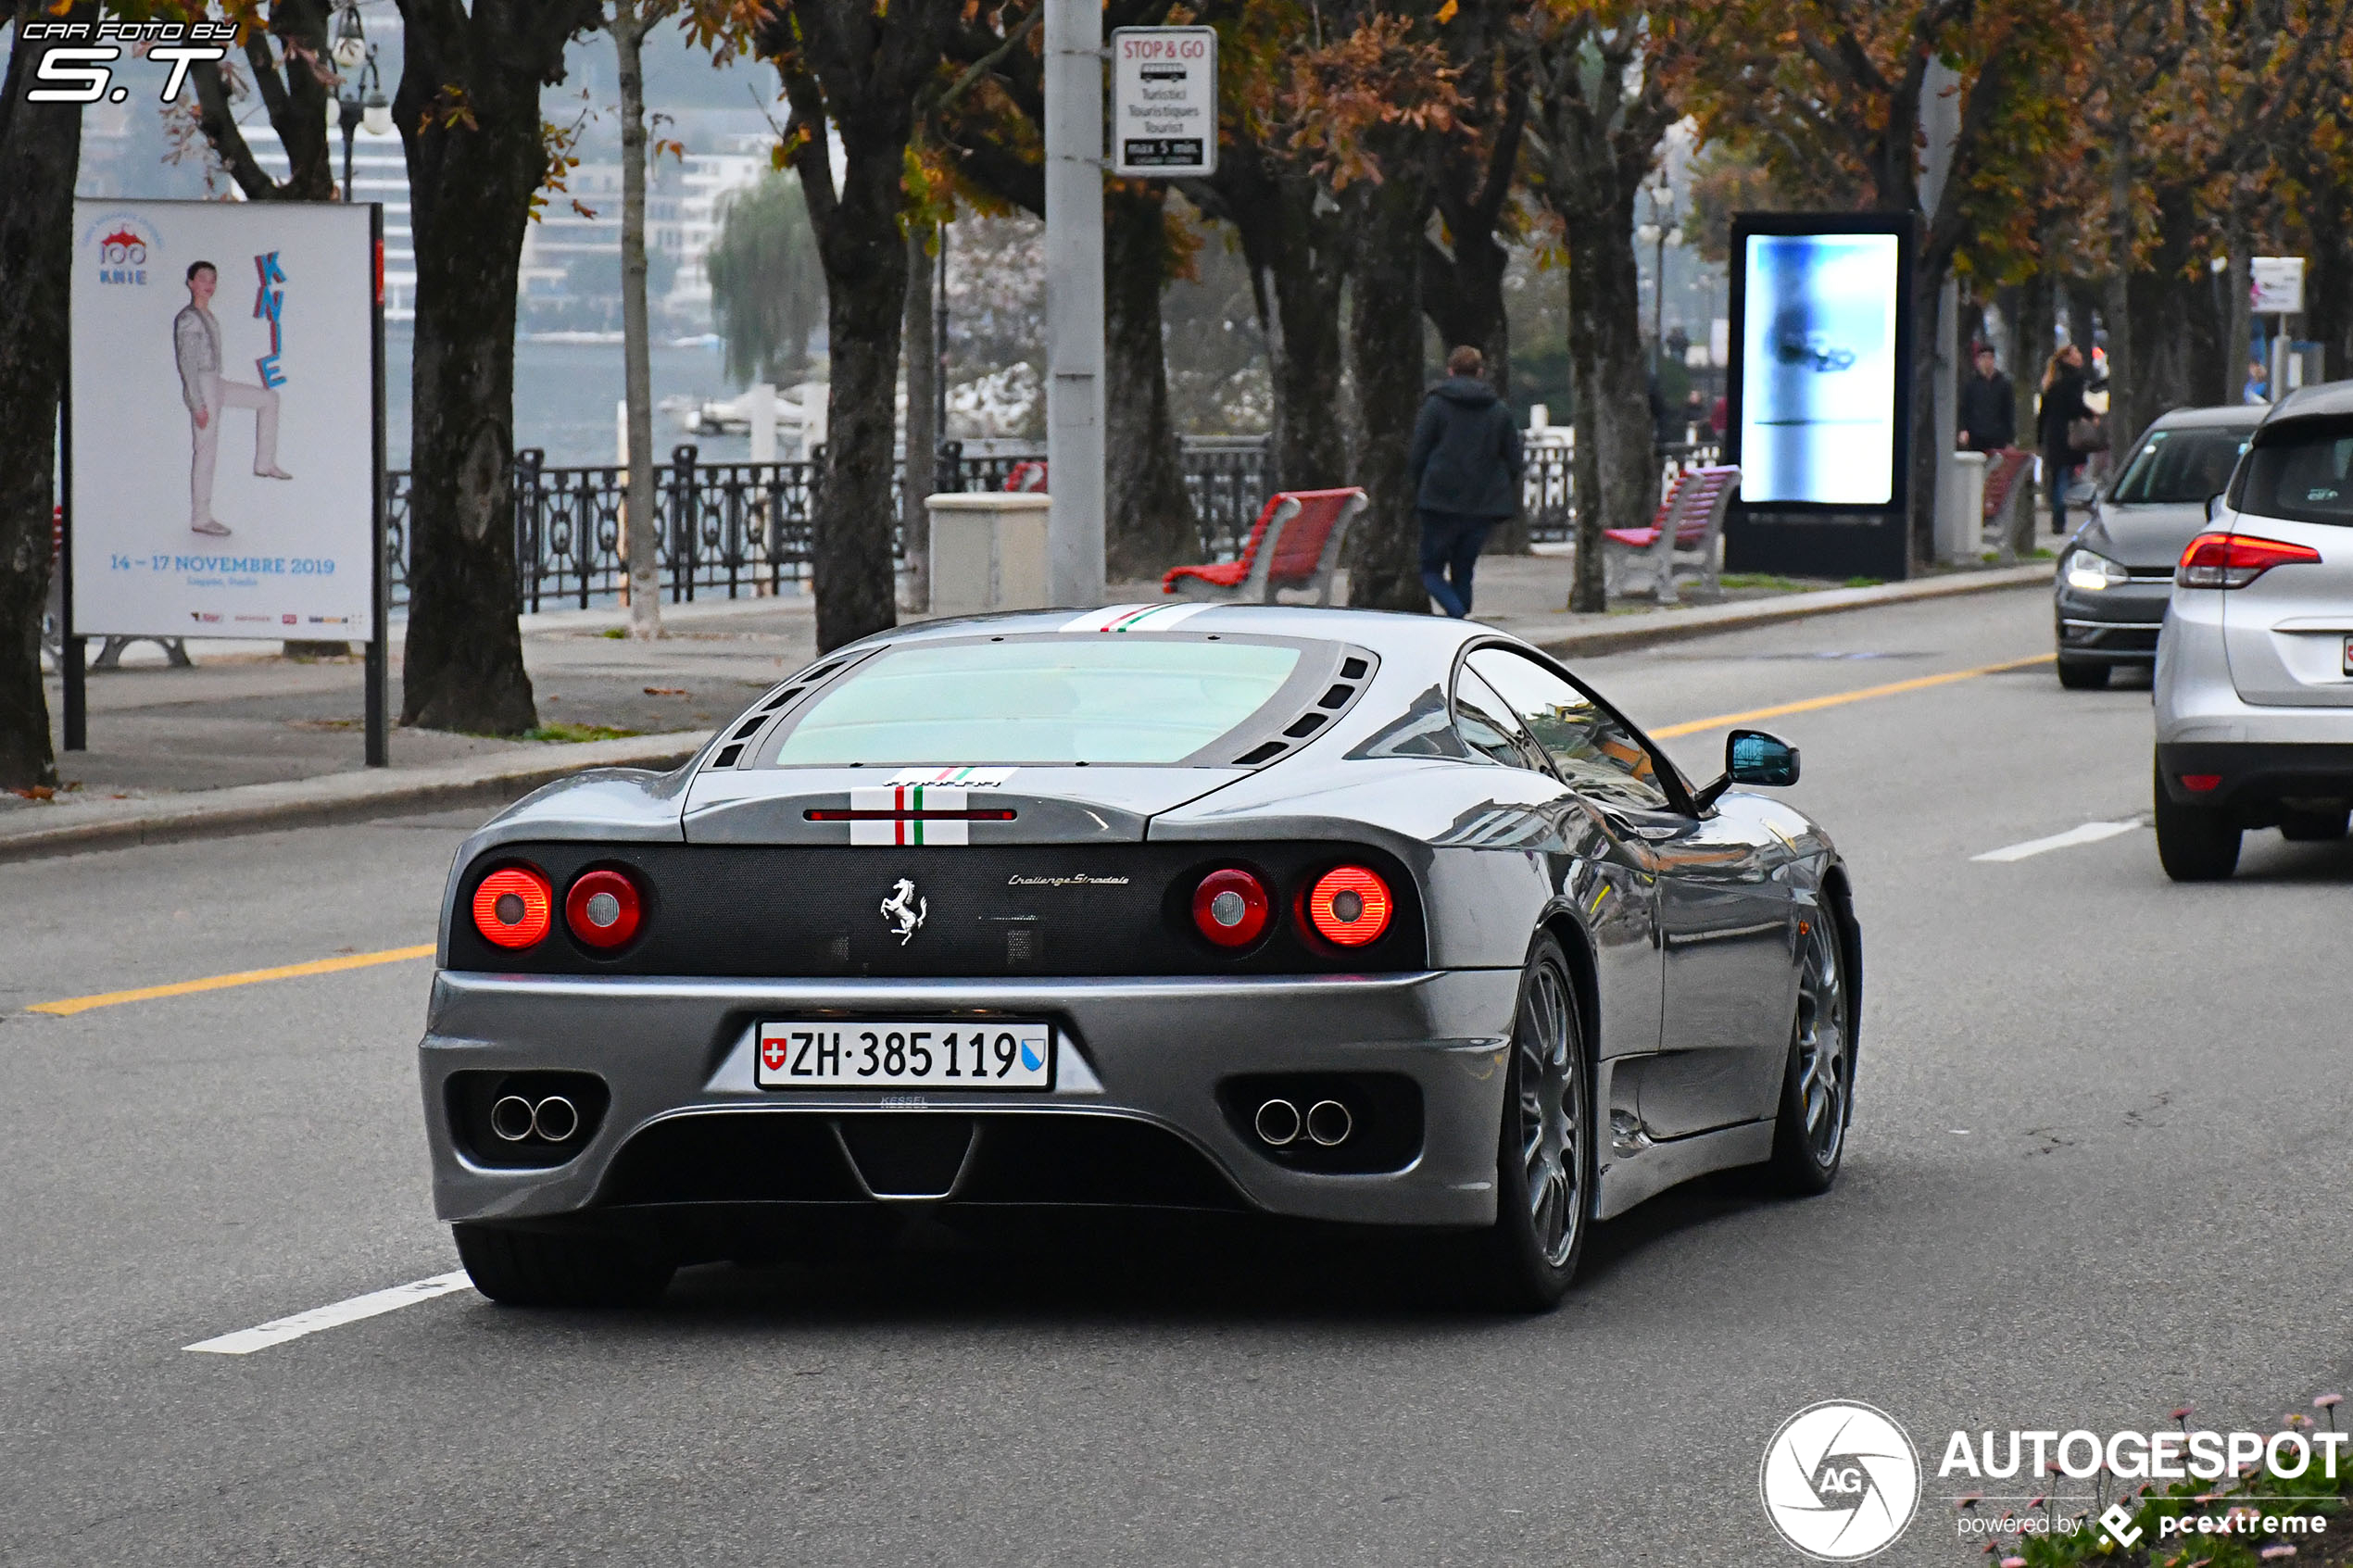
[564,868,644,948]
[1305,866,1391,947]
[1191,867,1270,947]
[472,866,553,948]
[2176,532,2322,588]
[2181,774,2222,793]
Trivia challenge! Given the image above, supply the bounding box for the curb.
[1507,561,2054,659]
[0,730,711,866]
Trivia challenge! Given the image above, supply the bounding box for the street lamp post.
[331,5,388,204]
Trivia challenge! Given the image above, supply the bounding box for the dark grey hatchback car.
[2056,406,2260,689]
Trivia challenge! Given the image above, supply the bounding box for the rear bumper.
[2154,741,2353,810]
[420,969,1520,1236]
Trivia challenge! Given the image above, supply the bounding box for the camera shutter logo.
[1758,1400,1921,1561]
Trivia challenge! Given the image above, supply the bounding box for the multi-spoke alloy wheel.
[1474,934,1590,1310]
[1517,960,1581,1268]
[1793,916,1849,1169]
[1762,898,1857,1196]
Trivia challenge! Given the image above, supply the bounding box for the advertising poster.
[1737,230,1903,507]
[69,198,377,640]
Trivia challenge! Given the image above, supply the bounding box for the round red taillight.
[564,868,643,948]
[1305,865,1392,947]
[472,866,553,948]
[1191,867,1270,947]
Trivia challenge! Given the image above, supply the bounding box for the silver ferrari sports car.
[422,603,1859,1310]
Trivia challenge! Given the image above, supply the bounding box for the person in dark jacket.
[1408,345,1525,618]
[1957,343,2016,452]
[2038,344,2092,535]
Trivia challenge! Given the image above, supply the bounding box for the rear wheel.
[2280,806,2351,842]
[1470,935,1592,1311]
[1758,904,1851,1197]
[2056,658,2109,690]
[2153,760,2241,882]
[454,1223,674,1308]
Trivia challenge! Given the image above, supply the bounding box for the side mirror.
[2207,491,2227,523]
[1691,728,1800,810]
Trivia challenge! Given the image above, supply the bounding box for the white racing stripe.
[1971,821,2145,863]
[185,1270,473,1355]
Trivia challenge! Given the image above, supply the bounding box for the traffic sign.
[2252,256,2306,315]
[1111,27,1217,178]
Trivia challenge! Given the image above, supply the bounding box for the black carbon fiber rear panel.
[447,841,1428,976]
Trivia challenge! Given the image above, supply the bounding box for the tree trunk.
[2104,145,2136,458]
[901,226,937,614]
[1906,258,1948,567]
[1564,189,1650,613]
[187,0,338,203]
[0,6,92,789]
[1422,231,1511,395]
[1103,184,1197,583]
[2226,218,2253,406]
[392,0,581,734]
[1209,159,1350,494]
[614,0,662,640]
[1343,175,1430,612]
[803,137,908,650]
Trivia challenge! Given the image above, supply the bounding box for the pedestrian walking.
[1408,345,1524,619]
[2243,358,2270,405]
[2038,344,2094,536]
[1957,343,2016,452]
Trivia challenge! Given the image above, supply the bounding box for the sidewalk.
[4,557,2050,861]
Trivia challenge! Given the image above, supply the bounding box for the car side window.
[1466,648,1674,810]
[1452,669,1544,771]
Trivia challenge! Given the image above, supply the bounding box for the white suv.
[2154,385,2353,880]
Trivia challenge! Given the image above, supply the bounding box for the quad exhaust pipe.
[1253,1098,1353,1148]
[490,1093,580,1144]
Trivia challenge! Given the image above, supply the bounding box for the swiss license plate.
[756,1021,1053,1090]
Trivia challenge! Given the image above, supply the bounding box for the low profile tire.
[2153,760,2241,882]
[2056,658,2109,690]
[1758,904,1852,1197]
[453,1223,674,1308]
[1470,934,1592,1312]
[2279,807,2351,842]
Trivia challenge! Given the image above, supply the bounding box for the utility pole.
[1920,58,1964,564]
[1043,0,1106,608]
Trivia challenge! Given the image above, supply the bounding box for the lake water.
[384,328,757,470]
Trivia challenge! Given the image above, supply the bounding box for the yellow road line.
[28,943,436,1017]
[1650,653,2056,739]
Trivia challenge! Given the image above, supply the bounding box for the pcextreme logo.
[1759,1400,1923,1561]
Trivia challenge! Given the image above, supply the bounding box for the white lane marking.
[185,1270,473,1355]
[1971,821,2145,863]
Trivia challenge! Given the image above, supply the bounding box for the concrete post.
[748,383,776,463]
[1043,0,1106,608]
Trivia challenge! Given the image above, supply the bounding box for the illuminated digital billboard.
[1729,216,1911,510]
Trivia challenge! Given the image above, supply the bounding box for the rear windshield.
[772,637,1304,765]
[2232,416,2353,526]
[2109,425,2254,505]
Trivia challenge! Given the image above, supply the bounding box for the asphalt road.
[6,583,2351,1567]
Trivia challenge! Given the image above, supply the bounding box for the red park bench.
[1601,463,1739,604]
[1162,487,1368,605]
